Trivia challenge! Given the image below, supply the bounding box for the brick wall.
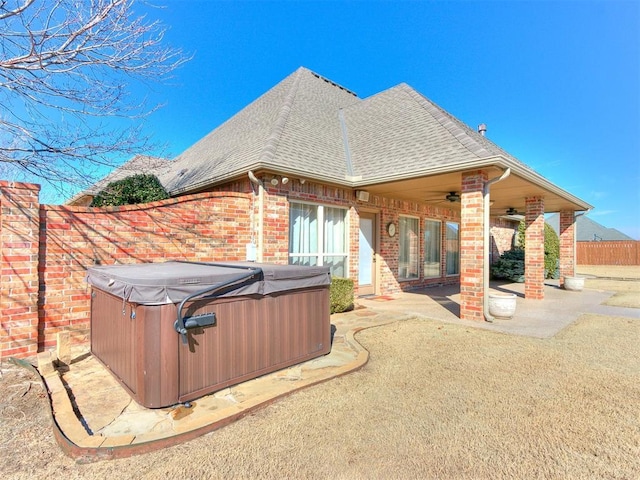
[558,210,576,284]
[1,182,251,358]
[460,171,488,321]
[525,196,545,299]
[1,182,41,357]
[251,177,461,296]
[1,174,553,358]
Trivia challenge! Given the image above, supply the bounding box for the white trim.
[399,215,420,280]
[423,218,442,279]
[288,201,349,277]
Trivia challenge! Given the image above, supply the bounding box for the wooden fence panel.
[577,241,640,265]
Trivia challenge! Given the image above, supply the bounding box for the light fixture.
[299,179,306,184]
[355,190,370,202]
[281,177,289,184]
[270,178,279,186]
[445,192,460,202]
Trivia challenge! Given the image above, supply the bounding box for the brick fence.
[1,181,252,358]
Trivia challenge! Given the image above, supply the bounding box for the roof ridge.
[398,84,496,159]
[258,68,304,165]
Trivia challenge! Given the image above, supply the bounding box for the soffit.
[361,168,590,216]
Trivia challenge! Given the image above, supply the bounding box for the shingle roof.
[160,67,360,193]
[547,214,634,241]
[150,67,587,214]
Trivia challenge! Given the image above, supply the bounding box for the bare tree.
[0,0,187,195]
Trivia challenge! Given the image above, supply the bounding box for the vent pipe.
[478,123,487,136]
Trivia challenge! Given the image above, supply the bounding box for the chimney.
[478,123,487,136]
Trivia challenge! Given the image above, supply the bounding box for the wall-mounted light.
[270,178,279,186]
[299,179,306,184]
[355,190,370,202]
[281,177,289,185]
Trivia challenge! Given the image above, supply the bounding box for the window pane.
[289,256,318,267]
[424,220,441,278]
[399,216,419,278]
[289,203,318,255]
[446,222,460,275]
[323,207,346,254]
[324,255,347,278]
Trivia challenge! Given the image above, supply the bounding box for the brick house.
[75,66,592,317]
[1,67,591,358]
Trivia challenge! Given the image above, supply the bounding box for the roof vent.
[478,123,487,136]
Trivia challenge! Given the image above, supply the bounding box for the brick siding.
[1,181,251,358]
[1,176,565,358]
[558,210,576,284]
[460,171,488,321]
[525,196,545,299]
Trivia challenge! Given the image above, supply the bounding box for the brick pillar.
[559,210,576,286]
[0,181,41,358]
[460,170,487,321]
[525,196,545,299]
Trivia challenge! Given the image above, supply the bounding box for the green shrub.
[495,220,560,281]
[491,249,525,283]
[544,223,560,279]
[330,277,354,314]
[90,174,169,207]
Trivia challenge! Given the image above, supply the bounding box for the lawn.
[1,273,638,479]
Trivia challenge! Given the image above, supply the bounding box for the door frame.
[358,210,380,296]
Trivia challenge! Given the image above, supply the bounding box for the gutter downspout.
[248,171,264,262]
[483,168,511,322]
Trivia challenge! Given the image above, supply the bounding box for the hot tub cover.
[86,261,330,305]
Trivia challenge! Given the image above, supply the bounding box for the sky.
[85,1,640,238]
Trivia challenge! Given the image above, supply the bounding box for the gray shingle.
[547,214,633,241]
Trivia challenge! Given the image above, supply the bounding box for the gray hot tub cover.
[86,261,331,305]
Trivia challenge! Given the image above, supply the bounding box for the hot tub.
[86,261,331,408]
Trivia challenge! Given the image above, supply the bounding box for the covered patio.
[359,162,593,322]
[354,278,638,339]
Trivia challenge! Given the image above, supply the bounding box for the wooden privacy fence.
[577,241,640,265]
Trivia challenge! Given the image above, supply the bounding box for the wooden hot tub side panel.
[90,289,138,395]
[177,287,330,403]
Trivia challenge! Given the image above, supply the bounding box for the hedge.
[330,277,354,314]
[90,174,169,207]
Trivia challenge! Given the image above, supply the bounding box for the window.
[423,219,441,278]
[399,216,419,279]
[445,221,460,275]
[289,202,348,277]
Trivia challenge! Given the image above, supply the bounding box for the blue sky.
[125,1,639,238]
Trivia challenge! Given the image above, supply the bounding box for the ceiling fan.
[425,191,461,204]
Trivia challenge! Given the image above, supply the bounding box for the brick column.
[558,210,576,286]
[525,196,545,299]
[460,170,487,321]
[0,181,41,358]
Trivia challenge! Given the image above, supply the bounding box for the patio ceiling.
[358,165,591,217]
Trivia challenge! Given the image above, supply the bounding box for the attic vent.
[311,71,357,97]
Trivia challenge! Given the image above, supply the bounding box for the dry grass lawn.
[1,275,639,479]
[578,265,640,308]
